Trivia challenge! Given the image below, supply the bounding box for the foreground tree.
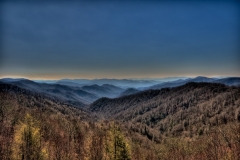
[11,114,48,160]
[106,123,131,160]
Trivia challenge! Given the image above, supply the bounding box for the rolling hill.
[55,78,160,88]
[0,79,98,105]
[213,77,240,86]
[0,82,90,116]
[81,84,124,98]
[119,88,140,97]
[89,82,240,139]
[147,76,240,90]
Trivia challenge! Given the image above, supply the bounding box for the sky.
[0,1,240,80]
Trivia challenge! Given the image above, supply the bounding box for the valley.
[0,76,240,159]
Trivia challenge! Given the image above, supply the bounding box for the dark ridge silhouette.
[119,88,140,97]
[213,77,240,86]
[81,84,124,98]
[148,76,216,90]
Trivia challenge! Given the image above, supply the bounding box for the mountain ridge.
[89,82,240,139]
[147,76,240,90]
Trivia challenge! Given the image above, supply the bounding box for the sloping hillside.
[213,77,240,86]
[0,79,98,105]
[148,76,216,90]
[89,82,240,139]
[81,84,124,98]
[90,89,162,116]
[0,82,154,160]
[147,76,240,90]
[0,82,89,111]
[119,88,140,97]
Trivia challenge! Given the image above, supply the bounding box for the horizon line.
[0,75,238,81]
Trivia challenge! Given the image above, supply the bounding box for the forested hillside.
[90,82,240,139]
[0,79,97,105]
[0,83,152,160]
[0,82,240,159]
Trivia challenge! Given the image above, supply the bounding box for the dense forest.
[0,82,240,159]
[90,82,240,140]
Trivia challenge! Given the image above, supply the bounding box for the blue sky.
[1,1,239,79]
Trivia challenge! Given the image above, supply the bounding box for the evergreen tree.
[11,114,48,160]
[106,122,131,160]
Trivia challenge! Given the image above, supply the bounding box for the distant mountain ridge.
[0,79,97,106]
[0,82,86,107]
[81,84,124,98]
[0,78,129,105]
[213,77,240,86]
[56,78,161,88]
[5,76,239,90]
[147,76,240,90]
[119,88,140,97]
[1,76,239,107]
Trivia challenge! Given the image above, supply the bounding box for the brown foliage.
[0,82,240,159]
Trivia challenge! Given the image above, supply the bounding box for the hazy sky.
[1,1,239,79]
